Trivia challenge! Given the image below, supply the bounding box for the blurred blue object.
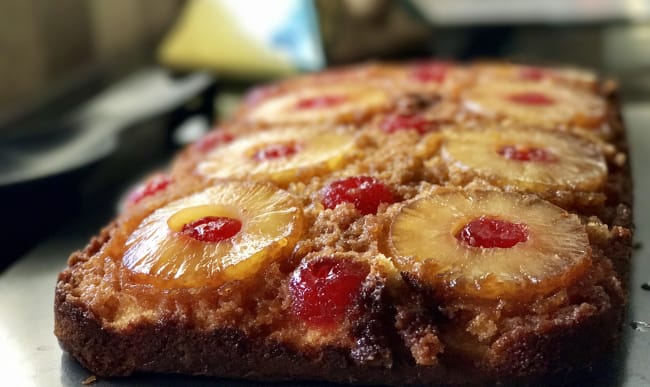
[271,0,324,71]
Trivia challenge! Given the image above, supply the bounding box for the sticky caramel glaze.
[172,76,620,221]
[61,220,370,352]
[424,148,610,216]
[469,62,600,92]
[421,123,619,217]
[65,128,431,356]
[238,62,396,110]
[391,237,623,374]
[56,63,632,382]
[459,76,608,131]
[59,195,624,376]
[233,62,471,127]
[77,126,406,329]
[168,123,259,180]
[89,120,618,358]
[98,117,621,359]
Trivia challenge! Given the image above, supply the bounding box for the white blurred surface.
[410,0,650,24]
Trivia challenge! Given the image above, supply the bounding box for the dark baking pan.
[0,69,216,269]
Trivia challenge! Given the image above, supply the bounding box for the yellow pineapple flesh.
[388,190,591,300]
[472,62,598,89]
[462,80,605,128]
[197,126,356,185]
[122,182,304,288]
[441,127,607,192]
[245,84,390,125]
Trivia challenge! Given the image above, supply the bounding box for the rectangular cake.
[55,61,632,385]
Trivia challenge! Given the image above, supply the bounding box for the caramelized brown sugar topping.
[64,61,628,365]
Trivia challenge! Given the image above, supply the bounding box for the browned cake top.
[58,61,630,372]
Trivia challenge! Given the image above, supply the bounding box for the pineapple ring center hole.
[455,216,529,249]
[380,113,434,135]
[250,141,303,162]
[497,145,556,162]
[295,95,347,110]
[506,91,555,106]
[168,205,242,243]
[518,67,547,81]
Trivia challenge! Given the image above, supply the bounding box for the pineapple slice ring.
[388,190,591,301]
[441,128,607,192]
[246,84,390,125]
[395,61,469,97]
[463,80,605,128]
[198,127,356,185]
[123,182,304,288]
[166,205,240,232]
[472,62,598,88]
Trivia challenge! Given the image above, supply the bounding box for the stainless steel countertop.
[1,104,649,387]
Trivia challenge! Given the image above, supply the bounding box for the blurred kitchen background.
[2,0,650,269]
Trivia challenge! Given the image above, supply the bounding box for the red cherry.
[252,142,301,161]
[321,176,395,215]
[498,145,556,162]
[193,131,234,152]
[290,257,369,327]
[518,67,546,81]
[180,216,242,243]
[295,95,346,110]
[410,61,450,83]
[507,92,555,106]
[456,216,529,249]
[127,174,172,205]
[380,113,435,135]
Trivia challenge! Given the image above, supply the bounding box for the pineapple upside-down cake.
[55,61,632,385]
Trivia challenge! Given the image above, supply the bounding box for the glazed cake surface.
[55,61,632,385]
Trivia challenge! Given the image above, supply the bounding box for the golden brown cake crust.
[55,247,626,384]
[55,61,632,385]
